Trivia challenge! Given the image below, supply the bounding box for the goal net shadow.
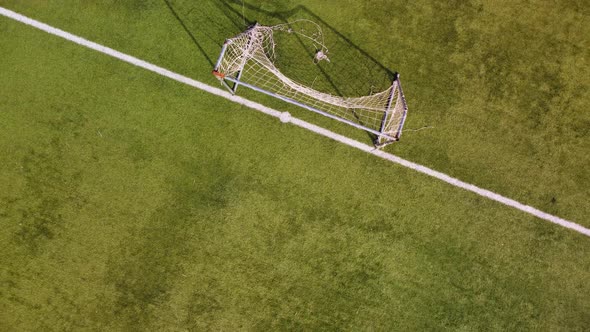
[165,0,408,147]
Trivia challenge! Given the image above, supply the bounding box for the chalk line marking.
[1,6,588,237]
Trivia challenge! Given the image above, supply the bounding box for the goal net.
[213,22,408,147]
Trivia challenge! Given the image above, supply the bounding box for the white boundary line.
[1,6,588,237]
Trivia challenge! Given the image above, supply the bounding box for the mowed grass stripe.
[1,6,587,237]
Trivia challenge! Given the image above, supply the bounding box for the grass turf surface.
[1,0,589,330]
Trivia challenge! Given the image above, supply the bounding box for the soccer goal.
[212,22,408,147]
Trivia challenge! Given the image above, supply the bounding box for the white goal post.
[212,23,408,147]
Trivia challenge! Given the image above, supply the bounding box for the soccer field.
[1,0,589,330]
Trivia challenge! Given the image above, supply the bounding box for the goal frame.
[212,25,408,147]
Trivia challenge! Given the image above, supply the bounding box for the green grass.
[1,0,589,330]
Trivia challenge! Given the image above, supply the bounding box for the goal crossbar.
[223,75,397,140]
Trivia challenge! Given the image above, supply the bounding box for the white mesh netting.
[214,23,407,144]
